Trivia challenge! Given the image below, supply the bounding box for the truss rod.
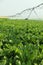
[26,9,33,19]
[33,10,40,19]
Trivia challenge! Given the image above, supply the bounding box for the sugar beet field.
[0,18,43,65]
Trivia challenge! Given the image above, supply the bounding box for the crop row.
[0,19,43,65]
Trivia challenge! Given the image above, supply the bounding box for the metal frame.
[8,3,43,19]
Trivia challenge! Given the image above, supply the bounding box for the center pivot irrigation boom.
[8,3,43,19]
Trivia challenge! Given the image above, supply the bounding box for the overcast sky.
[0,0,43,19]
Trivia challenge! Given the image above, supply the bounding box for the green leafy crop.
[0,19,43,65]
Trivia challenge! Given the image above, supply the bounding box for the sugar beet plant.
[0,19,43,65]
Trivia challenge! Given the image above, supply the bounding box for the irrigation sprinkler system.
[8,3,43,19]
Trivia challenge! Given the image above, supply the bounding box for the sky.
[0,0,43,19]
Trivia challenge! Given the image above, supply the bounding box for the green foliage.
[0,19,43,65]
